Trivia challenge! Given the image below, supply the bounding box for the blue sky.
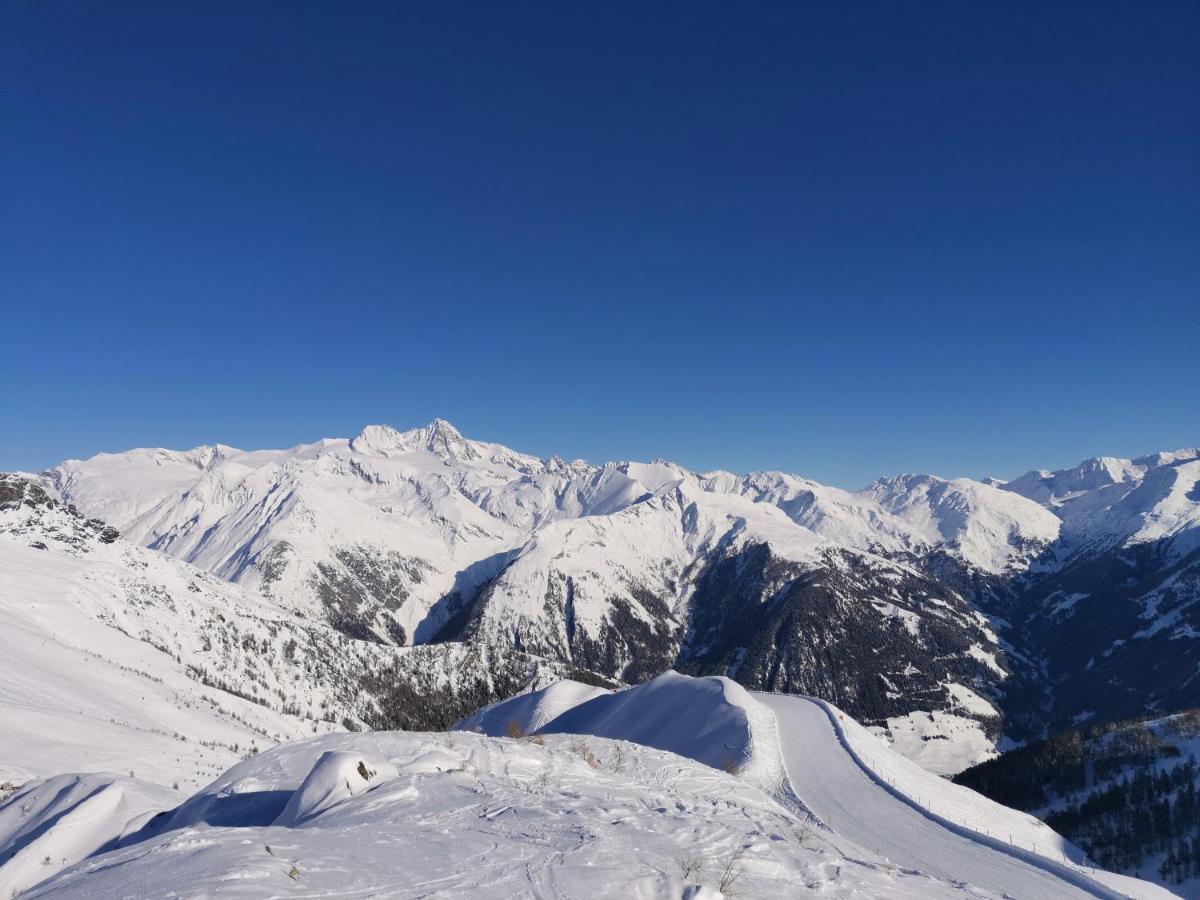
[2,1,1197,487]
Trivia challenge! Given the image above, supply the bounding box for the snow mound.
[455,679,610,736]
[0,774,175,897]
[395,748,464,775]
[273,750,399,826]
[539,671,784,790]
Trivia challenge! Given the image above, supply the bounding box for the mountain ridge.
[35,420,1200,774]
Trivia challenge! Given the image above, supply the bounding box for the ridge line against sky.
[1,1,1197,487]
[30,418,1200,492]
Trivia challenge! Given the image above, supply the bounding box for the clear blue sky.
[2,1,1197,487]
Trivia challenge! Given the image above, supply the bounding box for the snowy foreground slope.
[466,673,1174,899]
[3,731,991,900]
[5,672,1171,898]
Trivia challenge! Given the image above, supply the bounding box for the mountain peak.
[425,417,462,438]
[349,420,478,461]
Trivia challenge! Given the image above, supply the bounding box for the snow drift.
[0,774,175,898]
[537,671,785,790]
[455,678,610,737]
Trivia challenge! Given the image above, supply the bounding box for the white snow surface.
[4,673,1173,899]
[0,774,175,898]
[537,671,785,791]
[869,709,1000,776]
[0,530,338,790]
[760,693,1174,899]
[466,672,1170,897]
[7,730,998,900]
[454,679,611,737]
[0,474,519,793]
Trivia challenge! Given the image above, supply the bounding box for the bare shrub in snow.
[791,820,815,847]
[716,851,744,895]
[607,743,626,771]
[569,736,599,768]
[673,852,703,879]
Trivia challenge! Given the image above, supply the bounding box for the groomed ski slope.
[759,693,1150,900]
[464,674,1172,898]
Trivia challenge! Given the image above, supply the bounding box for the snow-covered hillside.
[5,672,1172,898]
[995,451,1200,737]
[2,731,967,900]
[0,473,569,791]
[958,707,1200,894]
[1005,450,1200,559]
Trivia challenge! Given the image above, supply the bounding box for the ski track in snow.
[761,693,1127,899]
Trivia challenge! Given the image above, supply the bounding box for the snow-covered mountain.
[37,421,1200,772]
[996,450,1200,737]
[45,421,1052,769]
[1004,449,1200,561]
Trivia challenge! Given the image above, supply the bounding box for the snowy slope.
[465,672,1170,897]
[707,468,1060,573]
[454,679,610,736]
[0,480,341,789]
[539,671,785,790]
[9,730,1011,900]
[9,673,1174,899]
[0,774,175,897]
[0,474,566,792]
[863,473,1062,572]
[760,693,1172,899]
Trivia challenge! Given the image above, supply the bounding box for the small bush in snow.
[606,743,626,771]
[716,852,743,895]
[568,736,599,768]
[505,719,525,739]
[673,852,703,878]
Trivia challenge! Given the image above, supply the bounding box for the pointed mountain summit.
[350,419,480,461]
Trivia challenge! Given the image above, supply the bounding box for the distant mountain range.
[7,420,1199,775]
